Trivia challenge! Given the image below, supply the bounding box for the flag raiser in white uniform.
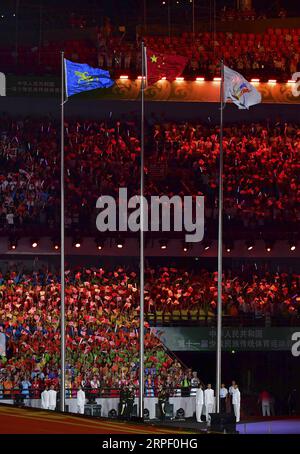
[224,65,262,109]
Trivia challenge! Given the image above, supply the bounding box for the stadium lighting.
[95,238,104,250]
[72,237,81,248]
[162,1,166,4]
[31,239,38,248]
[52,238,60,250]
[116,238,124,249]
[160,240,168,250]
[175,77,184,82]
[9,237,18,250]
[225,241,234,253]
[268,79,277,84]
[289,240,297,251]
[183,242,190,252]
[137,76,146,80]
[196,77,205,82]
[246,240,255,251]
[213,77,221,82]
[160,76,166,80]
[120,75,128,80]
[203,240,212,251]
[265,240,274,252]
[287,80,296,84]
[251,78,260,83]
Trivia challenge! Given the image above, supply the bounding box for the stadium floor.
[237,418,300,434]
[0,404,195,434]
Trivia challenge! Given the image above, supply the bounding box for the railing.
[147,312,300,327]
[0,217,298,239]
[0,386,199,401]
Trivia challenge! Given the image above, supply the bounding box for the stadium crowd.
[0,264,299,397]
[0,265,174,398]
[151,120,300,231]
[1,27,300,79]
[1,116,299,234]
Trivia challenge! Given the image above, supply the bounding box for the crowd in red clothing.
[1,116,299,234]
[2,28,300,79]
[143,28,300,80]
[145,266,300,319]
[0,266,174,397]
[0,264,299,396]
[152,121,300,230]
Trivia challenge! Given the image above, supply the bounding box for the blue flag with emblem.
[64,59,114,97]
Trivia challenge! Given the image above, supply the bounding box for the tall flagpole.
[216,60,224,413]
[139,41,146,418]
[60,51,66,412]
[139,41,145,419]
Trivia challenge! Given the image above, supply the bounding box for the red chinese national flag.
[146,48,188,86]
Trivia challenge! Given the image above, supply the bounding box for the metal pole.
[168,1,171,39]
[139,41,145,419]
[60,51,66,412]
[213,0,216,59]
[15,0,19,65]
[216,60,224,413]
[38,4,42,65]
[143,0,147,33]
[192,0,195,38]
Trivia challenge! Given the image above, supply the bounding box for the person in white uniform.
[41,387,50,410]
[229,380,236,396]
[195,383,204,422]
[229,380,236,414]
[204,384,215,424]
[77,386,86,414]
[48,385,57,411]
[232,384,241,422]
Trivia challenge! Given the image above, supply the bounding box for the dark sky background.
[2,1,300,15]
[1,1,300,25]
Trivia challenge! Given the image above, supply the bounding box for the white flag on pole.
[0,72,6,96]
[224,65,262,109]
[0,332,6,356]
